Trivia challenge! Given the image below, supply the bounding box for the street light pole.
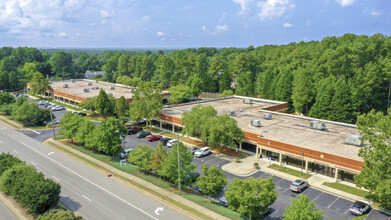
[122,141,127,149]
[301,152,304,176]
[177,132,181,196]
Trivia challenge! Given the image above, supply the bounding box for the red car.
[147,135,162,142]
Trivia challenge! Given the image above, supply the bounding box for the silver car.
[289,179,308,192]
[349,200,370,216]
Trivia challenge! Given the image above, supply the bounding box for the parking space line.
[31,161,36,165]
[313,192,324,201]
[344,208,350,215]
[268,209,278,216]
[366,208,374,218]
[328,197,339,208]
[275,178,284,184]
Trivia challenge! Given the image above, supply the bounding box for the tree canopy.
[283,194,324,220]
[197,164,228,202]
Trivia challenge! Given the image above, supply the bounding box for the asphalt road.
[0,198,18,220]
[0,124,191,220]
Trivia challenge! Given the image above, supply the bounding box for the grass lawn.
[26,125,50,130]
[183,194,245,220]
[322,182,369,198]
[60,141,242,219]
[50,100,84,111]
[269,164,312,179]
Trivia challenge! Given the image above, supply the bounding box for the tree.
[158,142,196,185]
[168,84,192,103]
[12,102,50,125]
[292,69,312,114]
[236,71,255,96]
[218,89,234,98]
[354,109,391,207]
[129,81,162,127]
[30,72,50,95]
[127,144,153,172]
[0,71,9,90]
[197,164,228,202]
[79,97,96,114]
[95,117,127,156]
[37,208,82,220]
[59,112,83,142]
[8,71,20,90]
[225,177,278,219]
[181,104,217,140]
[148,143,167,172]
[75,119,95,146]
[207,114,244,150]
[115,96,129,117]
[283,194,324,220]
[95,89,113,118]
[50,51,75,79]
[0,92,15,105]
[0,153,24,176]
[186,75,202,99]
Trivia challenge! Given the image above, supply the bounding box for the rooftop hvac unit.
[229,110,236,116]
[109,86,115,90]
[83,88,89,93]
[63,84,68,88]
[264,113,272,120]
[251,119,261,127]
[107,92,113,96]
[345,134,361,146]
[243,98,254,104]
[310,120,326,130]
[71,79,75,83]
[87,82,92,86]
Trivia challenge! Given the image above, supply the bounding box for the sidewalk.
[44,139,229,220]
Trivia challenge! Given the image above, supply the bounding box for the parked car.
[194,147,211,158]
[136,131,151,138]
[119,148,134,159]
[289,179,308,192]
[160,137,171,146]
[349,200,370,216]
[147,135,162,142]
[127,126,143,135]
[38,100,48,105]
[44,119,60,126]
[167,139,178,148]
[190,146,200,155]
[52,106,65,111]
[73,111,87,116]
[218,195,228,207]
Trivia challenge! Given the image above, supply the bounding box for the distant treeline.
[1,33,390,123]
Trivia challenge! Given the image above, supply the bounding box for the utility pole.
[49,109,56,139]
[177,132,181,195]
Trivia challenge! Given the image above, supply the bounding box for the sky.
[0,0,390,48]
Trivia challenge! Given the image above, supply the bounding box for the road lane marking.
[275,178,284,184]
[31,129,40,135]
[0,140,3,144]
[13,150,18,153]
[328,197,339,208]
[154,207,163,215]
[269,209,278,216]
[48,152,54,156]
[18,141,158,220]
[82,195,92,202]
[344,208,350,214]
[313,192,324,201]
[31,161,36,165]
[52,176,60,181]
[366,208,374,218]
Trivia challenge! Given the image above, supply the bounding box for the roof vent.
[63,84,68,88]
[345,134,361,146]
[107,92,113,96]
[250,119,261,127]
[87,82,92,86]
[243,98,254,104]
[92,86,99,90]
[71,79,75,83]
[310,120,326,130]
[264,113,272,120]
[83,88,89,93]
[229,110,236,116]
[109,86,115,90]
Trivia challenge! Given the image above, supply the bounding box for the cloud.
[219,12,227,22]
[306,19,312,27]
[283,22,292,27]
[256,0,295,21]
[202,26,208,31]
[58,32,67,37]
[179,6,192,10]
[210,24,229,35]
[100,10,112,19]
[157,31,165,36]
[370,11,382,17]
[232,0,254,15]
[336,0,356,7]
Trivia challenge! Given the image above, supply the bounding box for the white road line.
[275,178,284,184]
[31,161,36,165]
[344,208,350,215]
[13,150,18,153]
[18,141,158,220]
[52,176,60,181]
[313,192,324,201]
[82,195,92,202]
[328,197,339,208]
[366,208,374,218]
[269,209,278,216]
[0,140,3,144]
[31,129,40,135]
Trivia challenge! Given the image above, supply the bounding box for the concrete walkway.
[45,139,229,220]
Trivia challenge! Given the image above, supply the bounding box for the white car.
[194,147,211,158]
[167,140,178,148]
[38,100,48,105]
[52,105,65,111]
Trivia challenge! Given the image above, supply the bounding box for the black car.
[160,137,171,146]
[185,172,200,183]
[136,131,151,138]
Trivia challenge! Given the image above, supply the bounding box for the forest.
[1,33,390,124]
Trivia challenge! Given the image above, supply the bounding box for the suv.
[349,200,370,216]
[194,147,211,158]
[290,179,308,192]
[127,126,143,135]
[136,130,151,138]
[167,139,178,148]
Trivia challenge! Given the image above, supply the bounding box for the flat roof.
[162,96,362,161]
[50,79,135,99]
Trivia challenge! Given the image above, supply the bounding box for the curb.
[0,192,27,220]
